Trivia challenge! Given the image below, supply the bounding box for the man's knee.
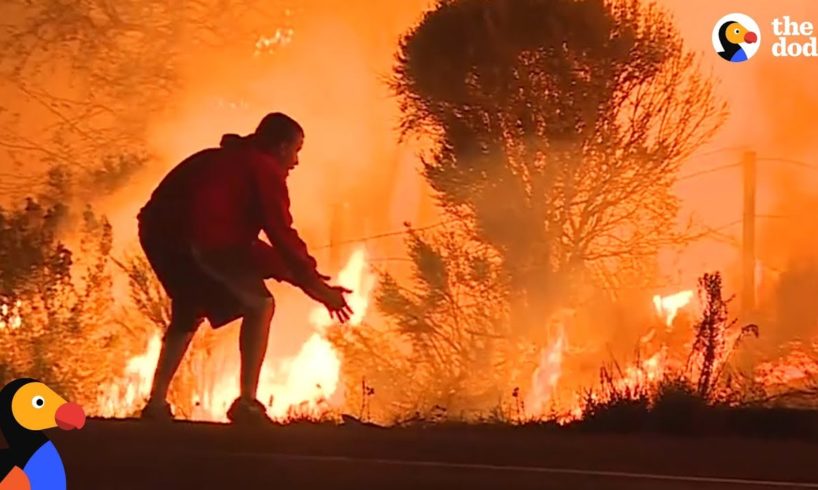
[165,302,203,340]
[241,294,275,318]
[163,325,198,343]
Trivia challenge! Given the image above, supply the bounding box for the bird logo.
[713,13,761,63]
[0,378,85,490]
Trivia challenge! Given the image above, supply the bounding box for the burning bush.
[685,272,759,400]
[572,271,762,431]
[0,198,123,407]
[335,224,537,422]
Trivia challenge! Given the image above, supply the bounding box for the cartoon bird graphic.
[0,379,85,490]
[718,20,758,62]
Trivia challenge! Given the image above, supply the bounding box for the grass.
[347,272,818,441]
[341,384,818,441]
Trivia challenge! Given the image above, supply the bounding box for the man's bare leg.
[238,296,274,401]
[191,247,276,422]
[143,304,199,417]
[149,331,196,403]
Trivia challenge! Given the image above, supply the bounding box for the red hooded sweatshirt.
[138,134,318,285]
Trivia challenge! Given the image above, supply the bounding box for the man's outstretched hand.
[302,276,354,323]
[323,284,354,323]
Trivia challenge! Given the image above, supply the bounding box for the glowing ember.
[254,27,295,56]
[0,300,23,330]
[652,290,694,326]
[216,98,249,110]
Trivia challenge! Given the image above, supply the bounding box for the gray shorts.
[190,246,272,310]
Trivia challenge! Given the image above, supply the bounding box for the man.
[137,112,352,424]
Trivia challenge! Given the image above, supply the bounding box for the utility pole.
[741,150,757,316]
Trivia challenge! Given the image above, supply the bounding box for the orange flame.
[525,330,565,416]
[620,349,667,388]
[96,333,162,417]
[309,248,374,330]
[254,247,377,421]
[652,290,694,326]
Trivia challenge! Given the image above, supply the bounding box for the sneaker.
[226,397,273,425]
[140,399,174,422]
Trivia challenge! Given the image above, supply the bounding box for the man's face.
[275,133,304,174]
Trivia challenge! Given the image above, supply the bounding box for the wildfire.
[0,300,23,330]
[97,247,375,422]
[652,290,694,326]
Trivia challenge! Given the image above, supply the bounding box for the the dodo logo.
[713,13,761,63]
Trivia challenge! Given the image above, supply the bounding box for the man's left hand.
[324,285,354,323]
[300,277,354,323]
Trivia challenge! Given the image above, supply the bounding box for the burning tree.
[338,0,728,419]
[391,0,726,330]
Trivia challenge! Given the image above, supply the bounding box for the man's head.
[252,112,304,172]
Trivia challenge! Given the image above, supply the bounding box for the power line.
[316,207,805,256]
[677,156,818,184]
[326,214,769,264]
[318,155,818,253]
[677,162,741,182]
[314,218,461,251]
[756,157,818,172]
[684,146,747,161]
[756,214,791,220]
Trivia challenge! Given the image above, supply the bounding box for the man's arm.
[250,157,320,286]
